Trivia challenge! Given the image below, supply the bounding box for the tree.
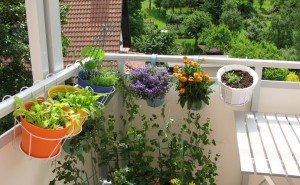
[220,0,243,32]
[259,0,265,8]
[185,0,203,11]
[294,1,300,60]
[202,0,224,25]
[131,26,177,54]
[244,17,267,42]
[201,24,232,53]
[182,11,211,47]
[128,0,145,37]
[267,0,297,49]
[229,32,281,60]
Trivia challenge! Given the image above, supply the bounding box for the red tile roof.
[62,0,123,64]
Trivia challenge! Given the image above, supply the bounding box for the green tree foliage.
[220,0,243,32]
[202,0,224,25]
[131,26,177,54]
[243,17,267,42]
[185,0,203,11]
[0,0,29,61]
[182,11,211,46]
[293,1,300,60]
[128,0,146,37]
[229,32,281,60]
[201,24,232,53]
[268,0,296,49]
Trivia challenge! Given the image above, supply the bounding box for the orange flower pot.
[20,101,70,158]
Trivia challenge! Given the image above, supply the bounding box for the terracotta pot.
[20,101,70,158]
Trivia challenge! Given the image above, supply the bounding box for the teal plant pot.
[190,101,205,111]
[146,97,165,107]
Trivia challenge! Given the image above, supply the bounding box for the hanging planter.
[48,85,104,136]
[173,56,214,110]
[146,97,165,107]
[20,114,71,158]
[217,65,258,105]
[128,65,171,108]
[77,70,115,104]
[13,98,76,158]
[77,46,118,104]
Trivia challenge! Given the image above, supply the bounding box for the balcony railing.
[0,54,300,185]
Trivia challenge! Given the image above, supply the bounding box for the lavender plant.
[128,65,171,101]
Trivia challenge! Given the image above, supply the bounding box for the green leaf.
[80,46,93,57]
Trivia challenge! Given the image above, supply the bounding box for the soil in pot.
[221,70,253,88]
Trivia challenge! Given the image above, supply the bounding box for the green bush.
[263,68,289,81]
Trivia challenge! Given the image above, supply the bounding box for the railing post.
[44,0,64,74]
[251,65,263,112]
[25,0,49,81]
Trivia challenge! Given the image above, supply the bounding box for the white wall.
[1,83,300,185]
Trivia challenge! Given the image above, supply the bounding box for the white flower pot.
[217,65,258,105]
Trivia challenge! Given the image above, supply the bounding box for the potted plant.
[48,85,105,136]
[173,56,214,110]
[128,65,171,107]
[77,46,118,103]
[13,97,80,158]
[217,65,258,105]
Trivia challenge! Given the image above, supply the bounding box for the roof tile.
[62,0,123,63]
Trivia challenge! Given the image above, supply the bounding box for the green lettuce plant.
[13,97,79,129]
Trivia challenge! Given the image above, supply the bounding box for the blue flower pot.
[146,97,165,107]
[78,70,114,103]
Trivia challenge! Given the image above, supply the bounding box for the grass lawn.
[142,0,166,29]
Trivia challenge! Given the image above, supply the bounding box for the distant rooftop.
[62,0,124,65]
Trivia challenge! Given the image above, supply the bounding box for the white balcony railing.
[0,54,300,185]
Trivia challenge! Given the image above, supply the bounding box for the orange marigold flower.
[201,58,206,62]
[177,73,182,78]
[193,72,200,78]
[173,65,179,71]
[189,60,194,65]
[193,62,199,66]
[196,77,202,82]
[183,56,188,60]
[172,73,178,77]
[183,59,189,64]
[180,76,187,82]
[199,73,204,77]
[188,77,194,82]
[179,88,186,94]
[178,83,183,88]
[205,74,211,82]
[182,72,187,76]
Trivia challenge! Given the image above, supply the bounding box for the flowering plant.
[129,65,171,101]
[173,56,214,110]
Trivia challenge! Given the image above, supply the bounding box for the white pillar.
[44,0,64,74]
[25,0,49,81]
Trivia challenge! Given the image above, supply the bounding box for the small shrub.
[263,68,289,81]
[287,72,300,82]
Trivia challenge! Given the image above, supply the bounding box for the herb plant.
[78,46,118,87]
[223,72,241,85]
[53,86,105,119]
[13,97,79,129]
